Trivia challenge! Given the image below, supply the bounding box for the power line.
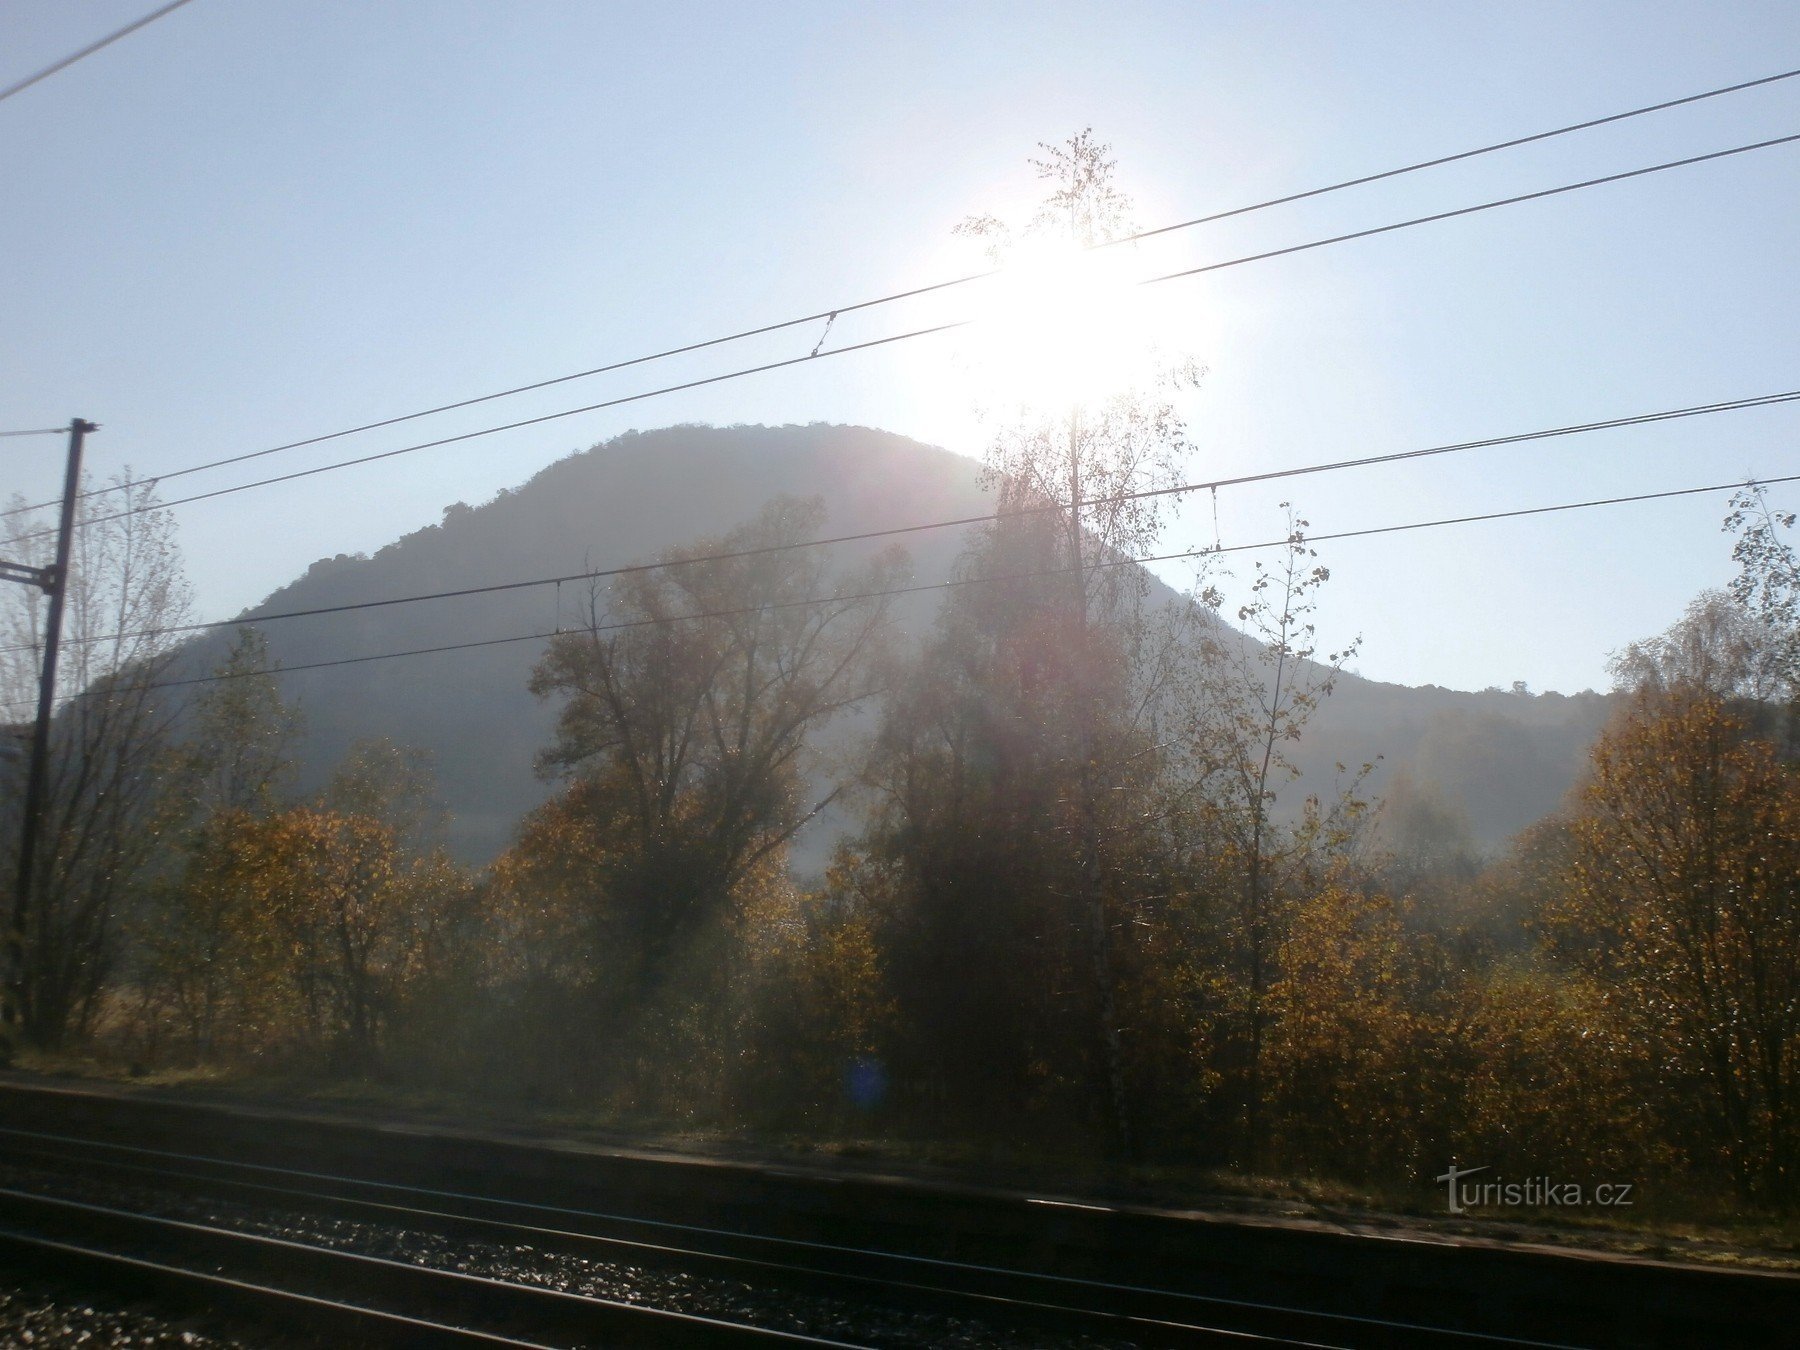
[9,64,1796,520]
[5,320,961,544]
[0,308,978,526]
[10,470,1794,712]
[1116,66,1800,247]
[1302,479,1791,545]
[9,386,1795,658]
[1143,132,1800,289]
[14,129,1799,549]
[0,429,68,440]
[0,0,197,105]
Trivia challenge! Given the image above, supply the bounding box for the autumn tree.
[183,628,301,815]
[743,852,893,1122]
[0,476,193,1049]
[1446,960,1658,1186]
[139,627,302,1059]
[522,496,903,1082]
[222,739,465,1068]
[1373,769,1481,893]
[1263,876,1442,1179]
[1166,512,1367,1167]
[323,735,445,852]
[238,807,403,1061]
[489,783,614,999]
[1545,686,1800,1199]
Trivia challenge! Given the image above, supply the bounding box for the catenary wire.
[0,0,197,105]
[3,320,959,544]
[1140,132,1800,287]
[7,64,1796,519]
[12,127,1799,550]
[8,387,1795,657]
[7,471,1792,712]
[1113,66,1800,246]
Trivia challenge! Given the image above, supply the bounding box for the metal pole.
[2,417,93,1064]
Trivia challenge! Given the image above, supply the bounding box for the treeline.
[4,473,1797,1210]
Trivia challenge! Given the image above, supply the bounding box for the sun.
[960,235,1166,418]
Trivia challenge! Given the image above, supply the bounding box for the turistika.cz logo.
[1434,1164,1634,1214]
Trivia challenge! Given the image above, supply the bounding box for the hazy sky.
[4,1,1797,695]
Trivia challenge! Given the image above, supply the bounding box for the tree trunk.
[1068,412,1133,1162]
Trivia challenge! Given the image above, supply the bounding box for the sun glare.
[961,236,1168,417]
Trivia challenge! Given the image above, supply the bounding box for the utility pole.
[1,417,94,1065]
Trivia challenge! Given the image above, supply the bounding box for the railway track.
[0,1181,859,1348]
[0,1081,1789,1347]
[0,1126,1536,1348]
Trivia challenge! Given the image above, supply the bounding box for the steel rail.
[0,1184,868,1348]
[0,1126,1578,1349]
[0,1223,550,1348]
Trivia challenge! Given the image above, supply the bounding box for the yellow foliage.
[1264,879,1438,1178]
[1451,963,1662,1180]
[146,803,466,1067]
[1546,688,1800,1197]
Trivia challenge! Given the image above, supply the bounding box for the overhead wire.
[1114,66,1800,246]
[12,128,1800,550]
[7,63,1797,520]
[4,320,964,543]
[8,386,1797,657]
[1145,132,1800,287]
[6,469,1795,713]
[0,0,197,105]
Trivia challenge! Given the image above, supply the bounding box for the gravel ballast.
[0,1160,1134,1348]
[0,1284,245,1349]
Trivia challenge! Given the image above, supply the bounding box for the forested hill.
[177,423,1612,864]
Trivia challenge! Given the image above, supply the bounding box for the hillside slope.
[178,424,1609,863]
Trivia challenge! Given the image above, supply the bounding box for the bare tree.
[1609,590,1787,704]
[528,496,904,998]
[1724,482,1800,703]
[1,477,192,1048]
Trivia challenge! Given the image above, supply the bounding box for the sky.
[3,0,1797,696]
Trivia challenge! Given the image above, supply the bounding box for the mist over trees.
[4,146,1796,1220]
[8,460,1798,1214]
[146,423,1604,868]
[497,498,904,1104]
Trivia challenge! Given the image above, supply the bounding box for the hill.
[177,424,1610,864]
